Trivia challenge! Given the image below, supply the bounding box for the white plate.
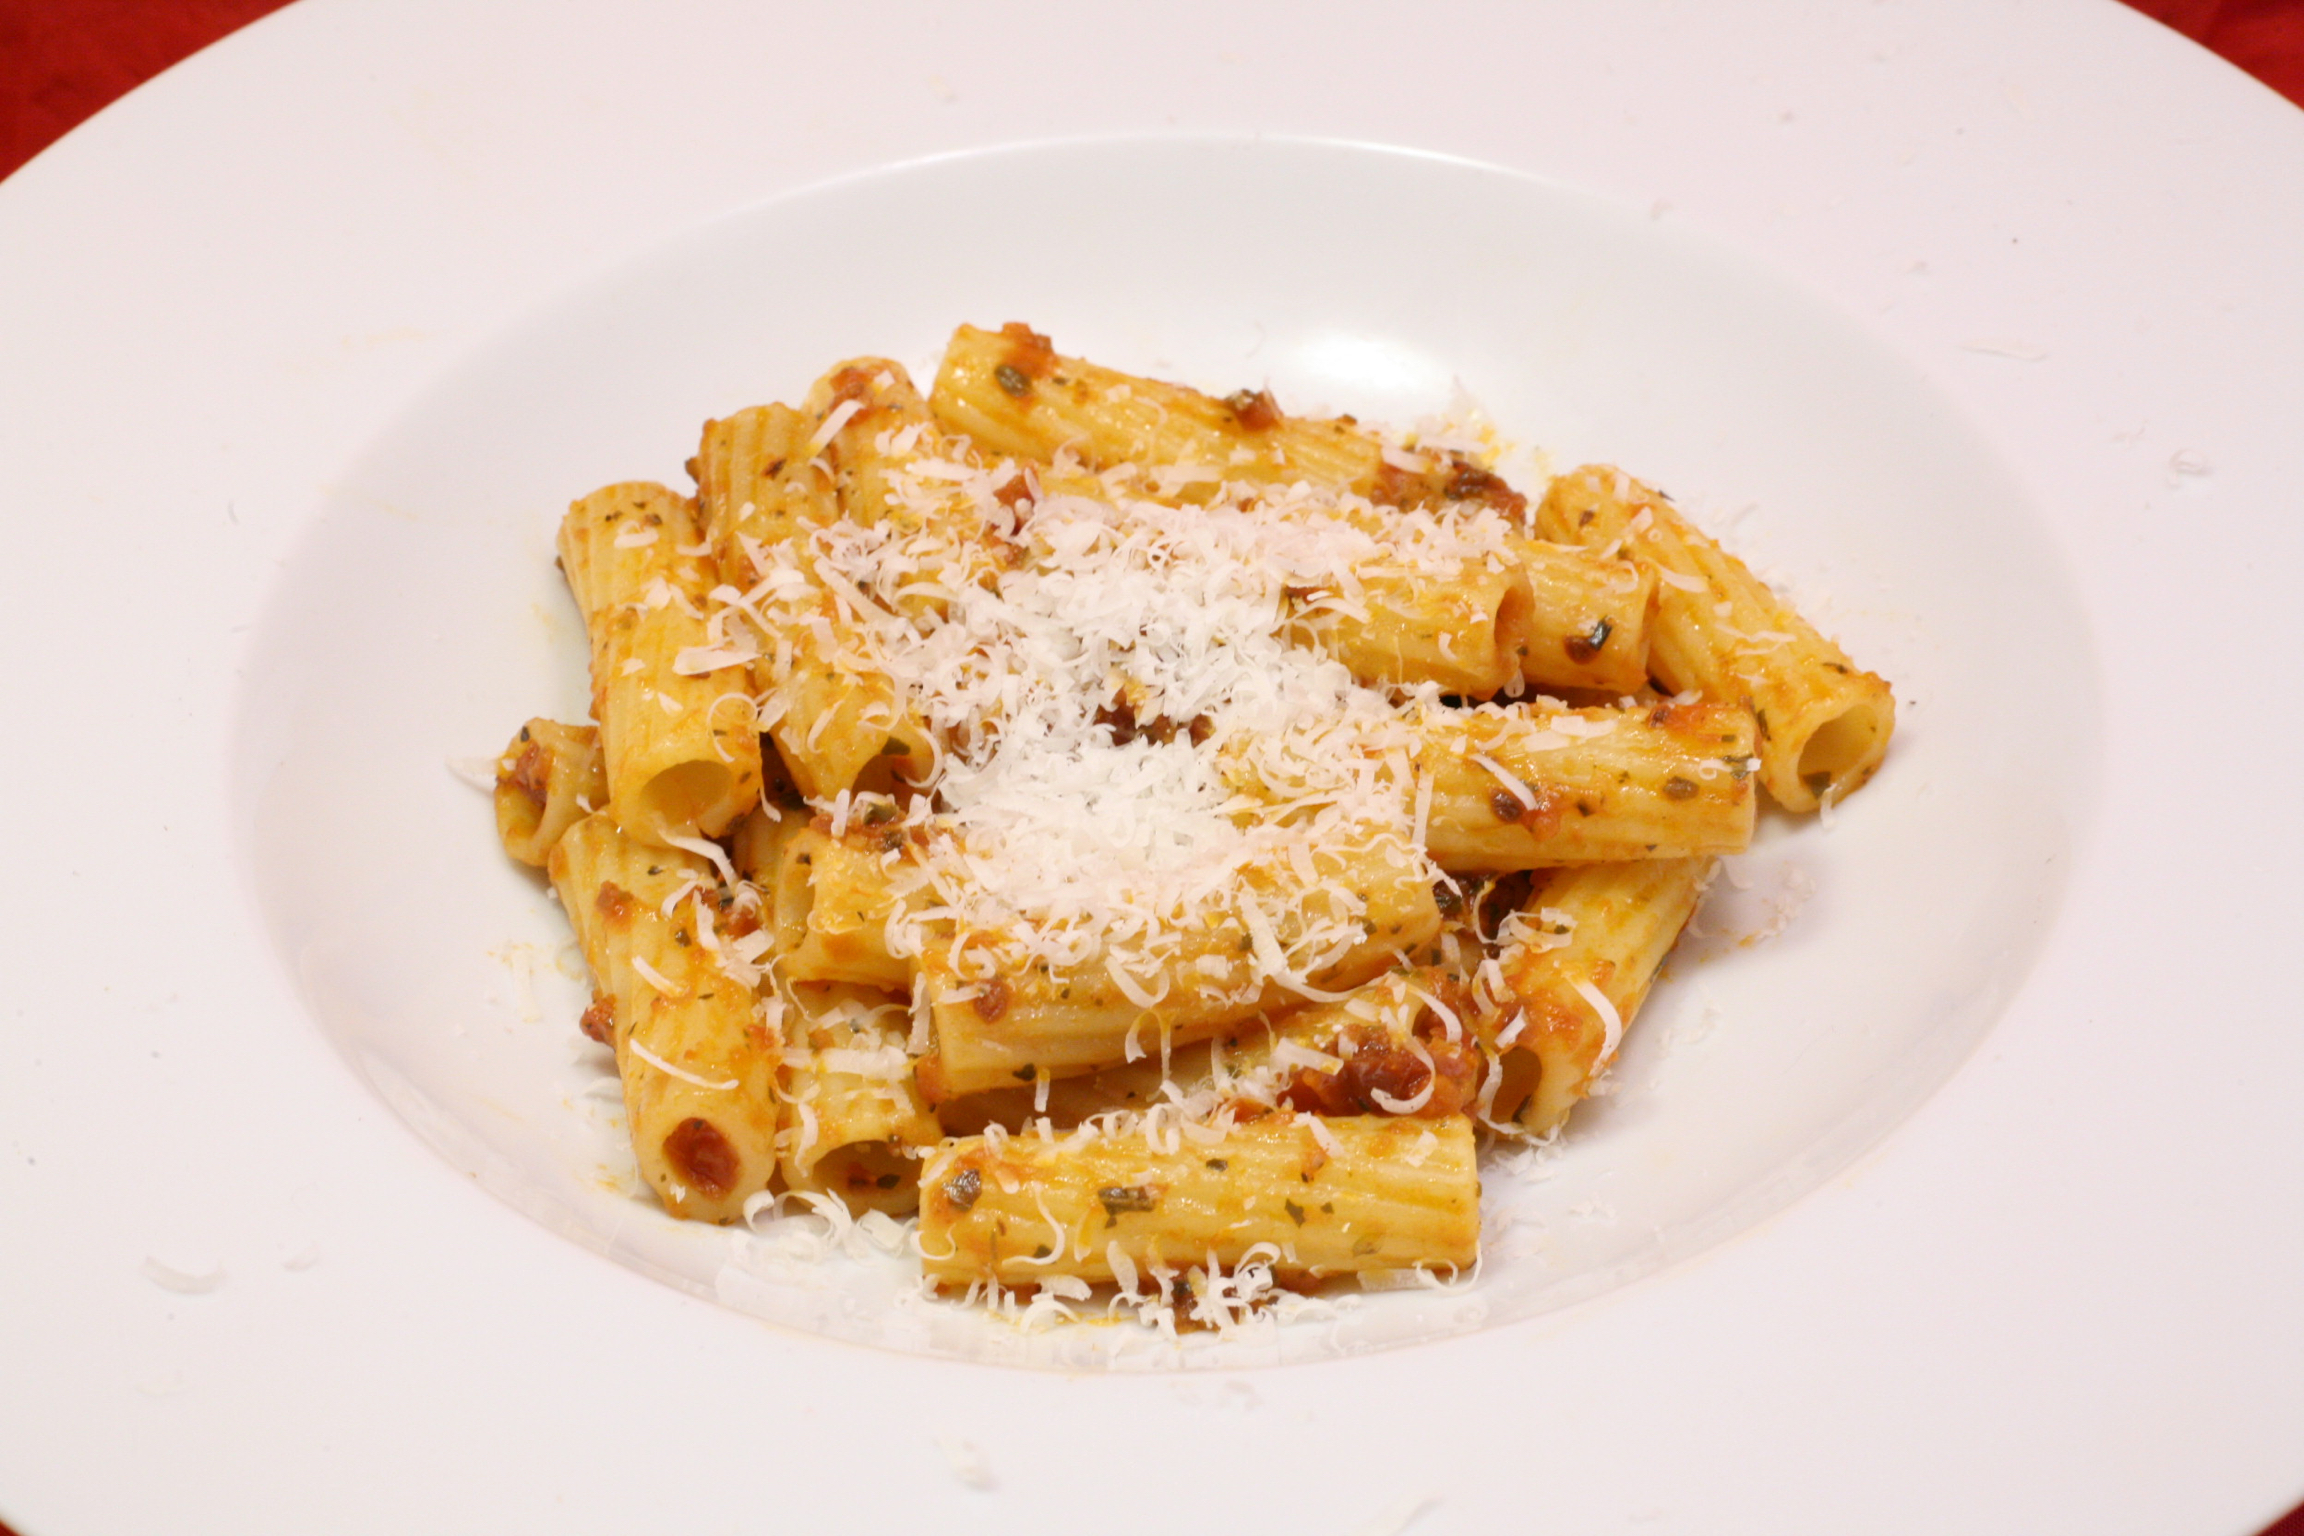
[4,2,2301,1532]
[244,136,2090,1363]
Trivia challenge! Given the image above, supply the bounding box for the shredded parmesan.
[512,334,1888,1336]
[806,397,865,455]
[628,955,683,997]
[1570,978,1625,1065]
[628,1038,739,1091]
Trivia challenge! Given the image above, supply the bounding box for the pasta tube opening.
[800,1143,920,1215]
[1788,693,1894,808]
[627,758,749,849]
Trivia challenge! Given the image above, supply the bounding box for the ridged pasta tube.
[1407,698,1756,871]
[917,1114,1479,1288]
[548,813,782,1222]
[769,821,916,991]
[777,982,941,1216]
[1536,465,1893,812]
[558,483,763,846]
[1497,856,1714,1136]
[693,403,934,799]
[492,718,605,867]
[914,833,1442,1101]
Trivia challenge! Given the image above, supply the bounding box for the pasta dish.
[491,323,1894,1325]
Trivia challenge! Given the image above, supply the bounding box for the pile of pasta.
[492,322,1894,1321]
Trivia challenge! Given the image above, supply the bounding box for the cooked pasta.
[498,324,1893,1323]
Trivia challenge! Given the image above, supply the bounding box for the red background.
[0,1,2299,1534]
[5,0,2302,185]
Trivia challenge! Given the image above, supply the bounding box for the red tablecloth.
[1,2,2300,1534]
[7,0,2303,184]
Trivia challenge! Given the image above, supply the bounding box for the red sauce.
[1277,1024,1481,1119]
[997,321,1056,380]
[505,738,550,805]
[992,471,1036,511]
[1488,785,1568,839]
[663,1117,738,1197]
[1368,453,1531,520]
[823,364,879,409]
[1368,459,1423,509]
[1443,460,1529,520]
[1563,617,1614,666]
[1224,388,1282,432]
[1096,697,1192,746]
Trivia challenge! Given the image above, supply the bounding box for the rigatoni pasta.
[493,718,604,867]
[547,812,782,1222]
[557,482,764,845]
[917,1115,1479,1290]
[912,829,1442,1100]
[776,982,941,1215]
[1536,464,1894,813]
[498,323,1893,1324]
[1495,856,1718,1136]
[933,322,1659,698]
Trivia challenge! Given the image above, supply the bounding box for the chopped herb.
[1564,616,1614,664]
[1097,1186,1159,1223]
[994,363,1031,397]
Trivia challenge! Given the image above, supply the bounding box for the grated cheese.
[628,955,684,997]
[629,1037,739,1091]
[1570,978,1625,1066]
[513,334,1889,1337]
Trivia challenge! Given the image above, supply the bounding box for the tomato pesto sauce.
[498,322,1886,1333]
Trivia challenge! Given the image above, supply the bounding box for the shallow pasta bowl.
[2,1,2301,1533]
